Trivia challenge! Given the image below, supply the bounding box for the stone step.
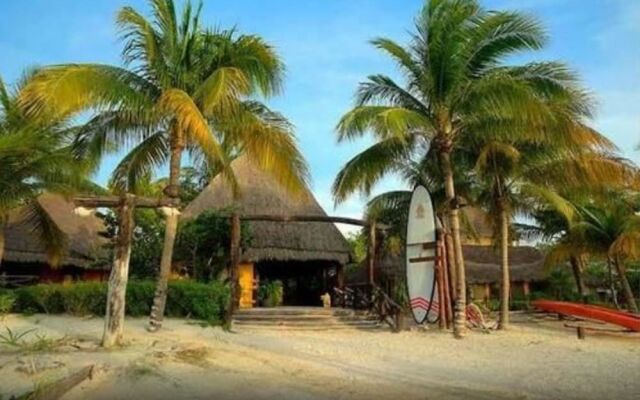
[233,318,380,327]
[233,322,384,331]
[235,307,363,317]
[232,307,383,331]
[233,314,377,322]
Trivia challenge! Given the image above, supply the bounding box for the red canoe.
[533,300,640,332]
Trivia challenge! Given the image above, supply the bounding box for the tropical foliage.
[0,73,97,266]
[20,0,309,329]
[333,0,640,333]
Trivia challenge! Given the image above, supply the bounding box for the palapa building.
[1,193,108,284]
[364,206,546,304]
[182,156,352,308]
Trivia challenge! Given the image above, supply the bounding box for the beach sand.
[0,313,638,399]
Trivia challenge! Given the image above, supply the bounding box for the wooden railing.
[0,274,38,288]
[334,283,404,332]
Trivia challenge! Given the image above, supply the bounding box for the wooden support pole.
[226,213,241,323]
[437,260,446,330]
[102,194,135,348]
[368,221,376,285]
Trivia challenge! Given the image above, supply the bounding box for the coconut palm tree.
[469,137,636,328]
[547,197,640,313]
[20,0,309,331]
[332,0,601,336]
[0,73,96,266]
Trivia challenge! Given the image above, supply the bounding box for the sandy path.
[0,314,638,399]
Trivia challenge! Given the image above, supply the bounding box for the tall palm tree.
[470,137,635,328]
[332,0,595,336]
[547,198,640,313]
[0,73,95,266]
[20,0,309,331]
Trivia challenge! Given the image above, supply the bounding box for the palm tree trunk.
[103,194,135,348]
[569,255,587,302]
[607,257,620,309]
[438,148,467,338]
[614,257,639,313]
[497,202,510,330]
[148,131,183,332]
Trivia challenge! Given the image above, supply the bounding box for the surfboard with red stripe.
[406,185,438,324]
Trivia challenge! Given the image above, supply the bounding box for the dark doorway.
[256,261,338,306]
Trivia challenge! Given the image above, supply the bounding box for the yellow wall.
[238,263,255,309]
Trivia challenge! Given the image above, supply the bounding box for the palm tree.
[20,0,309,331]
[470,137,635,327]
[547,198,640,313]
[0,73,94,266]
[332,0,597,336]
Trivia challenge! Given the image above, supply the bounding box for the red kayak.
[533,300,640,332]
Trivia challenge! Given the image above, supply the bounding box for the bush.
[257,280,283,307]
[0,293,15,317]
[8,280,230,324]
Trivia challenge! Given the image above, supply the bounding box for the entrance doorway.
[256,261,338,306]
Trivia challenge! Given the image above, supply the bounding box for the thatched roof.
[373,244,546,284]
[182,156,351,265]
[463,245,546,284]
[3,193,108,268]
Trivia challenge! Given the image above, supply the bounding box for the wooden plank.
[74,195,178,209]
[240,214,386,228]
[22,365,94,400]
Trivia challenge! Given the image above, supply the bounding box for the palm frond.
[336,106,433,142]
[332,137,412,204]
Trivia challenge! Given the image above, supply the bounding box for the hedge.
[1,280,230,325]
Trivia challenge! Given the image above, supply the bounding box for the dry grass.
[173,346,212,368]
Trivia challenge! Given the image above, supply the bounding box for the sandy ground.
[0,314,638,400]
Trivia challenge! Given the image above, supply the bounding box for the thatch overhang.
[182,157,352,265]
[372,244,546,284]
[3,194,108,268]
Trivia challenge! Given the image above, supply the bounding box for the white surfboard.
[406,186,439,324]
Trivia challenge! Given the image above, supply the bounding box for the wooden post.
[444,231,457,301]
[438,233,453,329]
[102,194,135,348]
[337,264,345,289]
[437,260,446,330]
[226,213,241,324]
[368,221,376,285]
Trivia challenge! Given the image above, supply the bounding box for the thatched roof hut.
[463,245,546,284]
[182,156,351,265]
[3,193,107,268]
[366,244,546,285]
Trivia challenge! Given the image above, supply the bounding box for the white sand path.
[0,314,638,399]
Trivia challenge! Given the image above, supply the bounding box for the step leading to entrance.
[232,307,384,331]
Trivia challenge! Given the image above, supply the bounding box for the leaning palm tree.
[21,0,309,331]
[547,197,640,313]
[332,0,595,336]
[0,74,95,266]
[470,138,635,328]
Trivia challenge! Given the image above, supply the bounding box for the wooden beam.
[240,214,385,228]
[74,195,178,209]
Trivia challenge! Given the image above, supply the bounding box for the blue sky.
[1,0,638,234]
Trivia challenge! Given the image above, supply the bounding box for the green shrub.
[0,293,15,317]
[257,280,283,308]
[7,280,230,324]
